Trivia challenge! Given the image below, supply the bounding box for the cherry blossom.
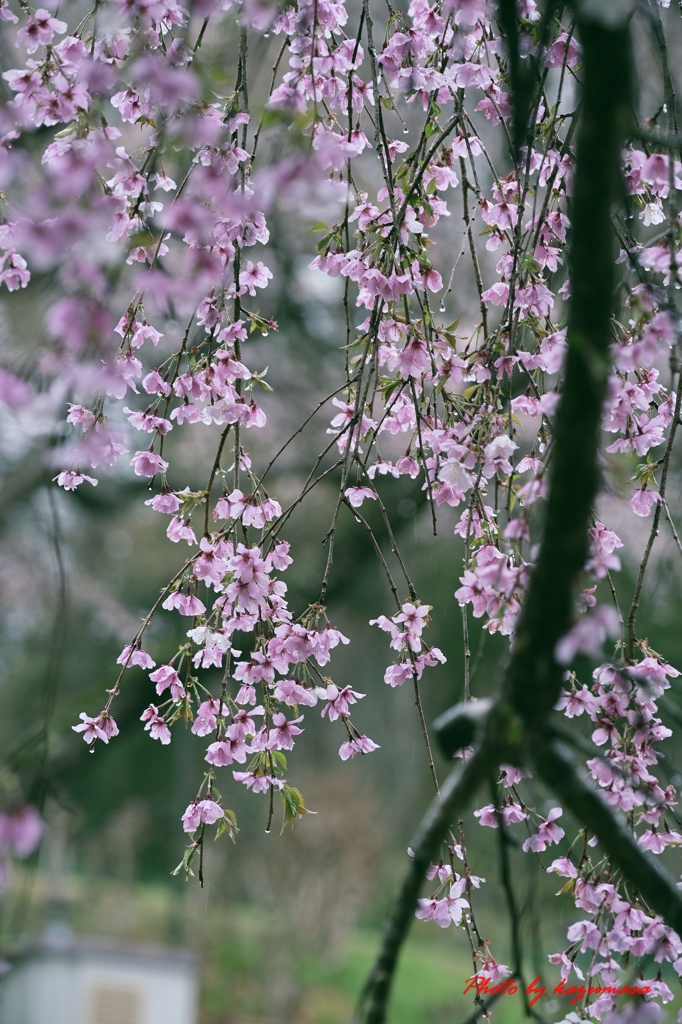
[0,0,675,1003]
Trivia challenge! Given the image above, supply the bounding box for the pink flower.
[233,771,284,793]
[415,897,451,928]
[0,369,32,408]
[478,956,511,983]
[205,740,235,766]
[631,488,660,517]
[239,260,273,296]
[17,8,67,52]
[411,260,443,292]
[274,679,318,707]
[266,541,293,572]
[181,798,224,833]
[181,803,201,833]
[149,664,186,700]
[547,856,578,878]
[345,486,377,508]
[355,734,380,754]
[555,685,600,718]
[426,862,453,883]
[639,829,667,854]
[72,712,119,744]
[162,592,206,617]
[384,662,413,687]
[641,153,670,190]
[394,602,430,637]
[522,808,564,853]
[143,370,172,397]
[554,606,620,665]
[141,705,171,744]
[450,0,490,27]
[338,735,380,759]
[320,683,365,721]
[117,645,156,670]
[268,713,304,751]
[191,699,224,737]
[236,684,257,706]
[231,707,264,738]
[130,450,169,477]
[481,281,509,306]
[3,806,43,857]
[55,470,98,491]
[482,436,518,478]
[167,517,197,545]
[474,802,526,827]
[398,335,430,378]
[545,32,580,69]
[0,252,33,292]
[205,727,250,766]
[145,492,181,514]
[547,951,583,981]
[131,320,162,348]
[415,888,469,928]
[499,764,529,786]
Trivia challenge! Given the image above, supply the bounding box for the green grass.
[203,913,682,1024]
[7,872,680,1024]
[204,913,555,1024]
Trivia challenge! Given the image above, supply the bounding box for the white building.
[0,922,199,1024]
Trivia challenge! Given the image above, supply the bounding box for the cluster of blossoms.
[0,0,680,1015]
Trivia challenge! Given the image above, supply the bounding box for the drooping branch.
[353,745,496,1024]
[502,10,633,732]
[535,740,682,933]
[355,6,636,1021]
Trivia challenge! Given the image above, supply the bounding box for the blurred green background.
[2,10,682,1023]
[2,223,682,1021]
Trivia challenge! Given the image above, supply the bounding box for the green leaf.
[215,808,238,843]
[280,785,315,833]
[309,221,329,233]
[273,750,288,770]
[443,317,462,333]
[315,232,334,253]
[172,843,197,879]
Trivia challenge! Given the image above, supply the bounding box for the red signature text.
[463,975,651,1007]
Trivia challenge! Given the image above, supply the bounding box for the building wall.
[0,951,198,1024]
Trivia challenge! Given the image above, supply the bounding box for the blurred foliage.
[8,869,682,1024]
[3,46,682,1016]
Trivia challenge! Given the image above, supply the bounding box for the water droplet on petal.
[264,31,270,37]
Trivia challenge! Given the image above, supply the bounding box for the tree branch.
[354,745,495,1024]
[535,739,682,934]
[503,13,632,730]
[355,9,634,1021]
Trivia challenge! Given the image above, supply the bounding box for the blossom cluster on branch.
[0,0,681,1017]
